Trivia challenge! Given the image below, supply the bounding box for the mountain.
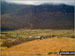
[1,1,74,31]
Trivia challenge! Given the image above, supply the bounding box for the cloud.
[5,0,75,5]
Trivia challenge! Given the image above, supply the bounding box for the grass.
[1,29,74,38]
[1,29,74,55]
[1,37,74,55]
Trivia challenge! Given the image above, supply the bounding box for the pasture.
[1,29,74,38]
[1,37,74,55]
[1,29,74,53]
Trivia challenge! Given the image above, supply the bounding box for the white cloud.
[5,0,75,5]
[7,1,36,5]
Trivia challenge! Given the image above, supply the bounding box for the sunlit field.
[1,29,74,55]
[1,29,74,38]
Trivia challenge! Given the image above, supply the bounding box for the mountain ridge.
[1,1,74,31]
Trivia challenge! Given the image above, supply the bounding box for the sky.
[4,0,75,5]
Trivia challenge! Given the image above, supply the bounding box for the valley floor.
[1,37,74,55]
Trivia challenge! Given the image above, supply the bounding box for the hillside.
[1,1,74,31]
[1,37,74,55]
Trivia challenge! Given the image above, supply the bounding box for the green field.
[1,29,74,38]
[1,29,74,50]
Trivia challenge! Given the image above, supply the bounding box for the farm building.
[59,50,75,56]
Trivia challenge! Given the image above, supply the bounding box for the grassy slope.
[1,37,74,55]
[2,29,74,38]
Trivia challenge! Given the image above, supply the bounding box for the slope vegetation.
[1,1,74,31]
[1,37,74,55]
